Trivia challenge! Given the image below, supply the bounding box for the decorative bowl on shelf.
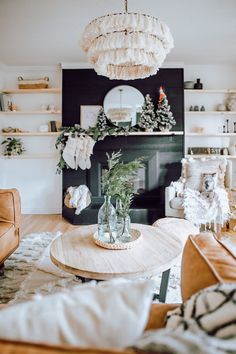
[93,228,142,250]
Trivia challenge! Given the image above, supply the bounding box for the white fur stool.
[152,217,199,247]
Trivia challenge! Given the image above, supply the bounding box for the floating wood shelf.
[1,132,60,136]
[184,89,236,93]
[1,88,61,94]
[185,154,236,159]
[0,110,61,115]
[185,111,236,115]
[0,153,58,159]
[185,133,236,137]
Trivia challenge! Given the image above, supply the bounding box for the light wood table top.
[50,224,182,280]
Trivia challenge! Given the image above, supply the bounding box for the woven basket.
[17,76,49,89]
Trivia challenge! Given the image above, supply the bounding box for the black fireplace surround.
[62,68,184,225]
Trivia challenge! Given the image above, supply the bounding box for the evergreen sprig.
[101,151,144,215]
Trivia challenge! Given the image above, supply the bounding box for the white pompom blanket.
[183,187,230,226]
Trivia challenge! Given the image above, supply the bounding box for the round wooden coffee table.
[50,223,182,302]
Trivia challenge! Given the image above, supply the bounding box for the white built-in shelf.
[184,89,236,94]
[186,133,236,137]
[1,132,60,136]
[185,111,236,115]
[0,153,58,159]
[185,154,236,159]
[0,110,61,115]
[1,88,61,94]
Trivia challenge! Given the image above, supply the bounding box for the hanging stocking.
[62,135,77,169]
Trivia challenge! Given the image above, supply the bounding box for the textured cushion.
[181,232,236,302]
[0,279,154,348]
[169,196,184,210]
[181,157,227,190]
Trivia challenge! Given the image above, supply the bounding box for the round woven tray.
[93,229,142,250]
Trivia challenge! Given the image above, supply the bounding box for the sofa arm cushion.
[181,232,236,302]
[0,189,21,228]
[145,303,180,330]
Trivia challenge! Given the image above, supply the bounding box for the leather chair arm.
[0,189,21,230]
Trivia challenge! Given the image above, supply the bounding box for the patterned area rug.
[0,232,182,305]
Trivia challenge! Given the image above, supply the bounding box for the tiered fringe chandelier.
[81,0,174,80]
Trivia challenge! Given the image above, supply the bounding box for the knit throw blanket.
[183,187,230,226]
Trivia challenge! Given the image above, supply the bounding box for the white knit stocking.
[62,136,77,169]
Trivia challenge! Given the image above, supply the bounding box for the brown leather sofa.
[0,231,235,354]
[0,189,21,271]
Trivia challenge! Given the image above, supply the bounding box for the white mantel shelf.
[1,132,60,136]
[0,111,61,115]
[126,131,184,136]
[63,131,184,137]
[185,111,236,115]
[184,89,236,93]
[1,88,61,94]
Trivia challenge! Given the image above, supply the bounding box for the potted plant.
[1,137,26,157]
[99,151,144,243]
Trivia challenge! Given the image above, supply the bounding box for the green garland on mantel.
[55,108,140,173]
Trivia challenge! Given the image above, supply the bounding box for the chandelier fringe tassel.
[81,11,174,80]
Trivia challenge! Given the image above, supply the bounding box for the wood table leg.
[0,263,4,276]
[158,268,171,303]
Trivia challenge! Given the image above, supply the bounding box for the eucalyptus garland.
[55,108,138,173]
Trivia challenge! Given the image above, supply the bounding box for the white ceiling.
[0,0,236,67]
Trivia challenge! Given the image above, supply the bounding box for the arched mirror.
[103,85,144,127]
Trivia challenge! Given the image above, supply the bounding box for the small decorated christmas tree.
[156,87,176,131]
[96,107,108,132]
[138,94,156,131]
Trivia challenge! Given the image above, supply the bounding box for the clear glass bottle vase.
[116,199,131,242]
[98,195,117,243]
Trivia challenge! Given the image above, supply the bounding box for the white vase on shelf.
[228,145,236,156]
[227,95,236,111]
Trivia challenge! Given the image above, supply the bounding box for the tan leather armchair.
[0,189,21,271]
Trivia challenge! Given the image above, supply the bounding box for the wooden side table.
[50,224,182,303]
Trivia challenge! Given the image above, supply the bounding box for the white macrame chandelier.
[81,0,174,80]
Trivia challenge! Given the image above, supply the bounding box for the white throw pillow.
[0,278,154,348]
[166,283,236,339]
[181,157,227,191]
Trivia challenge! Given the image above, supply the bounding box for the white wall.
[1,63,235,214]
[0,66,62,213]
[184,64,236,188]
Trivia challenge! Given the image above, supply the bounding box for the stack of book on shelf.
[0,93,8,112]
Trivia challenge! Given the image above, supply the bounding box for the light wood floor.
[21,214,81,236]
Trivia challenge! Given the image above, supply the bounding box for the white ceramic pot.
[228,145,236,156]
[227,95,236,111]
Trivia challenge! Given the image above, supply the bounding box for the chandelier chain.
[125,0,128,13]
